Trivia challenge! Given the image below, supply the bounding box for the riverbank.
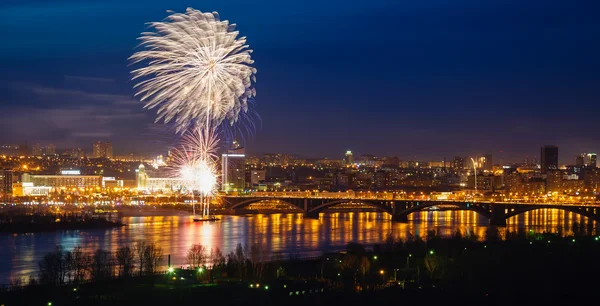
[2,233,600,306]
[0,219,125,233]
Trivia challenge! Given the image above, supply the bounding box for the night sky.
[1,0,599,163]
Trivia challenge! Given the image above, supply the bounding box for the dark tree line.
[186,241,271,282]
[32,241,164,286]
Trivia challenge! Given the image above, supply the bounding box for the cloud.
[10,82,135,106]
[0,81,154,150]
[72,132,113,138]
[64,75,115,83]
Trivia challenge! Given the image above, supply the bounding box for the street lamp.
[379,269,385,283]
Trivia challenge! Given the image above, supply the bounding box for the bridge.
[222,195,600,226]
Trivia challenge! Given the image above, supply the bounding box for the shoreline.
[0,220,125,234]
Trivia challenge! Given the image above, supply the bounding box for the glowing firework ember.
[170,127,219,217]
[180,161,217,195]
[130,8,257,133]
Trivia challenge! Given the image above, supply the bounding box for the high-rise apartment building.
[93,141,113,159]
[576,155,585,166]
[374,170,393,189]
[344,150,354,165]
[452,156,465,171]
[0,169,13,195]
[45,144,56,155]
[541,145,559,173]
[585,153,597,168]
[32,143,43,156]
[222,147,246,192]
[480,154,493,171]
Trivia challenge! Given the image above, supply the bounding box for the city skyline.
[1,0,600,162]
[1,140,599,167]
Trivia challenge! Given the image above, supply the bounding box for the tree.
[135,241,147,276]
[212,248,226,267]
[69,246,91,283]
[38,245,67,286]
[247,242,270,281]
[187,244,207,268]
[116,246,135,278]
[90,249,113,282]
[144,243,164,275]
[234,243,247,280]
[340,243,370,290]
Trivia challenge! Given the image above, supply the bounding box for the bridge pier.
[233,209,248,215]
[490,204,507,227]
[391,214,409,223]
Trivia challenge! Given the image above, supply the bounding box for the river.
[0,209,596,284]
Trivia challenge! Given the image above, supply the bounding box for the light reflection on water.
[0,209,596,284]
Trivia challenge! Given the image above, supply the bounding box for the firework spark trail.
[130,8,257,134]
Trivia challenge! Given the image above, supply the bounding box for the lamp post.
[470,157,477,197]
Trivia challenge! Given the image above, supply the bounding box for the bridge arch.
[226,197,302,211]
[398,201,492,220]
[308,199,393,215]
[504,205,600,221]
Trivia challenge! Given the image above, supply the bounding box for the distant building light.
[222,154,245,157]
[61,170,81,175]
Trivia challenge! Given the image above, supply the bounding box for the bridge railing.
[224,194,600,207]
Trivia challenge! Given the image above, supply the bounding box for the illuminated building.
[344,150,354,165]
[64,148,84,159]
[584,153,597,168]
[45,144,56,155]
[374,170,392,189]
[145,178,189,193]
[32,143,43,156]
[136,164,148,189]
[24,173,102,190]
[1,169,13,195]
[452,156,464,172]
[360,154,376,167]
[222,147,246,192]
[540,145,558,173]
[250,170,266,187]
[468,174,502,190]
[576,155,585,167]
[12,182,51,197]
[93,141,113,159]
[479,154,493,171]
[114,154,149,161]
[0,144,20,156]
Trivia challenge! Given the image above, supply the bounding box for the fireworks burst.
[130,8,257,133]
[131,8,258,217]
[169,127,220,217]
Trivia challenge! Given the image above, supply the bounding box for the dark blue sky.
[1,0,599,163]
